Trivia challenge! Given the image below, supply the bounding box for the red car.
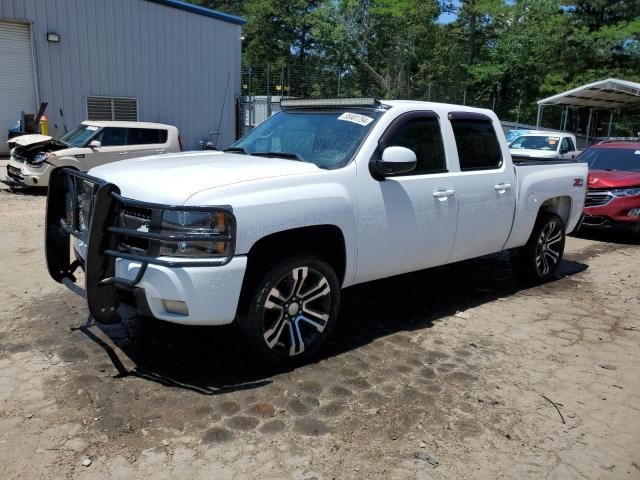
[577,141,640,237]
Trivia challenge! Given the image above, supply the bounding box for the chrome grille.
[119,206,153,252]
[585,190,612,207]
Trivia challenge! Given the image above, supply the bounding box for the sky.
[437,0,461,24]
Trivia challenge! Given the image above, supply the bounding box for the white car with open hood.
[7,121,181,187]
[45,99,588,366]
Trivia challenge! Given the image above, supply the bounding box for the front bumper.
[6,158,52,187]
[583,195,640,231]
[46,168,243,325]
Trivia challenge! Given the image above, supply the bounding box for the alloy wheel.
[262,266,332,356]
[535,221,563,276]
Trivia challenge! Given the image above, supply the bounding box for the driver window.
[96,127,127,146]
[383,117,446,175]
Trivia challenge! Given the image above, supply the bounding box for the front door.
[87,127,129,167]
[355,113,459,283]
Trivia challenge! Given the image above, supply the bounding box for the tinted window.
[561,137,575,151]
[382,117,446,175]
[97,127,127,146]
[577,147,640,172]
[127,128,168,145]
[451,120,502,170]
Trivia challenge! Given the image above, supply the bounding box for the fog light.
[628,208,640,218]
[162,299,189,316]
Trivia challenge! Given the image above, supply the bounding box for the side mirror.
[374,146,417,178]
[88,140,101,148]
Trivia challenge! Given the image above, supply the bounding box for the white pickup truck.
[509,132,580,161]
[45,99,588,366]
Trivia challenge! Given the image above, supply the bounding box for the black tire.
[510,212,566,284]
[239,255,340,367]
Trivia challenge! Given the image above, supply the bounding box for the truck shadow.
[84,252,588,395]
[571,228,639,246]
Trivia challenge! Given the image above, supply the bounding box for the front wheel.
[510,213,566,284]
[239,256,340,366]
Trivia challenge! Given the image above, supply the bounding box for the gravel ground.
[1,161,639,479]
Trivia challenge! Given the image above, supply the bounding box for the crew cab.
[578,141,640,237]
[7,121,181,187]
[509,132,579,161]
[45,99,588,365]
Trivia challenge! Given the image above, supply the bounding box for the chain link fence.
[237,63,640,141]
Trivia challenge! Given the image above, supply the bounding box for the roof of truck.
[380,100,491,112]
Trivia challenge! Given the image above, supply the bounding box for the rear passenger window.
[450,118,502,171]
[127,128,168,145]
[383,117,446,175]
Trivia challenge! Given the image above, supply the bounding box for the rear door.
[124,128,170,158]
[446,113,516,262]
[355,112,459,283]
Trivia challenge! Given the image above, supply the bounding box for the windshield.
[506,130,529,142]
[229,109,382,169]
[59,124,100,147]
[510,135,561,151]
[577,147,640,172]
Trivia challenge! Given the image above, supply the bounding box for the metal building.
[0,0,245,153]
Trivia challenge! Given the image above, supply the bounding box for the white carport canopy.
[535,78,640,141]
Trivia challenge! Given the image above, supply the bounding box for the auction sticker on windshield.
[338,112,374,126]
[86,126,99,131]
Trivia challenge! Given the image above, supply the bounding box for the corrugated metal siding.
[0,0,242,151]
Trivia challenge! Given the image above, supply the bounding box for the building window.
[87,96,138,121]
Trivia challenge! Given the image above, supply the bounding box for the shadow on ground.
[572,227,639,246]
[0,181,47,196]
[80,253,588,395]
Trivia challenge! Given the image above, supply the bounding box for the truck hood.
[7,134,53,148]
[588,169,640,189]
[88,151,321,204]
[509,148,558,159]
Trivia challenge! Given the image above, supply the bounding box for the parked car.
[6,121,181,187]
[578,141,640,237]
[509,132,580,161]
[505,129,535,143]
[44,99,587,366]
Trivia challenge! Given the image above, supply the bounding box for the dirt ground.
[1,160,639,480]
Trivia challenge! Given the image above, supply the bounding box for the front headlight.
[155,209,234,258]
[611,187,640,198]
[29,151,51,166]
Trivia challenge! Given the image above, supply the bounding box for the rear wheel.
[511,213,566,284]
[239,255,340,366]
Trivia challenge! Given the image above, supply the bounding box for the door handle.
[494,183,512,192]
[118,152,129,156]
[433,189,456,200]
[155,149,166,154]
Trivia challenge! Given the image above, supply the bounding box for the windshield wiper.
[252,151,304,162]
[223,146,249,155]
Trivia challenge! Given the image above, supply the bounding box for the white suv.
[6,121,181,187]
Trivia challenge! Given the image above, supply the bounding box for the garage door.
[0,21,37,154]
